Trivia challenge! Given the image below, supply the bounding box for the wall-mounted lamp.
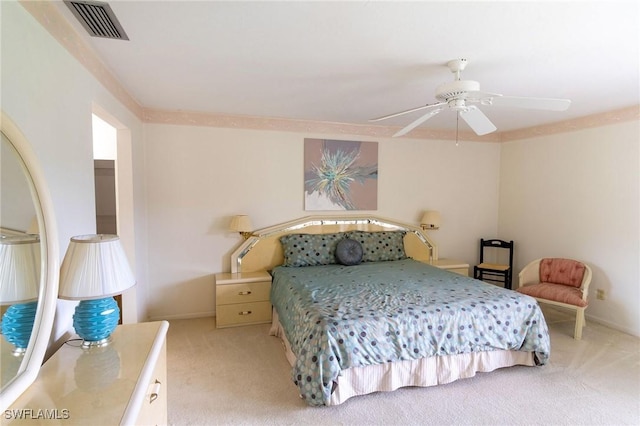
[420,210,441,230]
[229,215,254,240]
[59,235,136,349]
[0,235,40,356]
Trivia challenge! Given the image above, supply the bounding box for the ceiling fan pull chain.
[455,112,460,146]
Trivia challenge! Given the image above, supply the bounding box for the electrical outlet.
[596,289,606,300]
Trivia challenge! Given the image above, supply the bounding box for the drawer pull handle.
[149,380,161,404]
[239,310,252,316]
[238,291,252,295]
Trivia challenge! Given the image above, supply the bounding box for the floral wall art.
[304,138,378,211]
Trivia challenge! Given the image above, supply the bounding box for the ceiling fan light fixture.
[448,98,468,111]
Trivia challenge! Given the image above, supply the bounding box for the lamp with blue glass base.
[59,235,135,349]
[0,235,40,356]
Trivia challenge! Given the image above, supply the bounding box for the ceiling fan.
[369,59,571,137]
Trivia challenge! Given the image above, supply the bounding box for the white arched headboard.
[229,215,438,274]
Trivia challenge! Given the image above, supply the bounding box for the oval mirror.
[0,112,59,410]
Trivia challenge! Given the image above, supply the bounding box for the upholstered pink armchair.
[516,258,592,340]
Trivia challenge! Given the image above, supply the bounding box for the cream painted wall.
[143,124,501,319]
[1,2,147,341]
[499,121,640,336]
[1,137,36,231]
[4,0,638,337]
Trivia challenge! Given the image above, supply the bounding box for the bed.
[229,216,550,406]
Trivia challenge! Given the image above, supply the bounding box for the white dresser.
[6,321,169,425]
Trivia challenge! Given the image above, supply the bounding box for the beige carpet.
[166,306,640,425]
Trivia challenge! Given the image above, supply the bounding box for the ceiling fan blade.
[459,106,497,136]
[393,108,443,137]
[369,102,445,122]
[488,96,571,111]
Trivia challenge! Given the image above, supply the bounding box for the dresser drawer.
[216,301,272,327]
[134,340,167,425]
[216,281,271,305]
[7,322,169,426]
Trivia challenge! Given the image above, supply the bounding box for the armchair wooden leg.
[574,308,585,340]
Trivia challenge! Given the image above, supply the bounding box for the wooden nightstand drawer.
[216,281,271,304]
[216,301,272,327]
[429,259,470,277]
[447,267,469,276]
[215,271,273,328]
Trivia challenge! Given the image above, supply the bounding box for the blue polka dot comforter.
[270,259,550,406]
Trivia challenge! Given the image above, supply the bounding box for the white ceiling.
[55,1,639,134]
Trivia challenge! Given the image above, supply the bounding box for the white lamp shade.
[420,211,441,228]
[0,235,40,305]
[229,215,253,232]
[59,235,135,300]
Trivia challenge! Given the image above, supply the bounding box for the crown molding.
[21,1,639,143]
[141,107,502,142]
[499,105,640,141]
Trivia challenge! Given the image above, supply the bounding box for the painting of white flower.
[304,139,378,210]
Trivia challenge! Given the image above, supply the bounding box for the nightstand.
[215,270,272,328]
[430,258,470,276]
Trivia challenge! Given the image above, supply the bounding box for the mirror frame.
[0,112,59,410]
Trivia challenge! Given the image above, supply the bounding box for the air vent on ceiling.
[64,0,129,40]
